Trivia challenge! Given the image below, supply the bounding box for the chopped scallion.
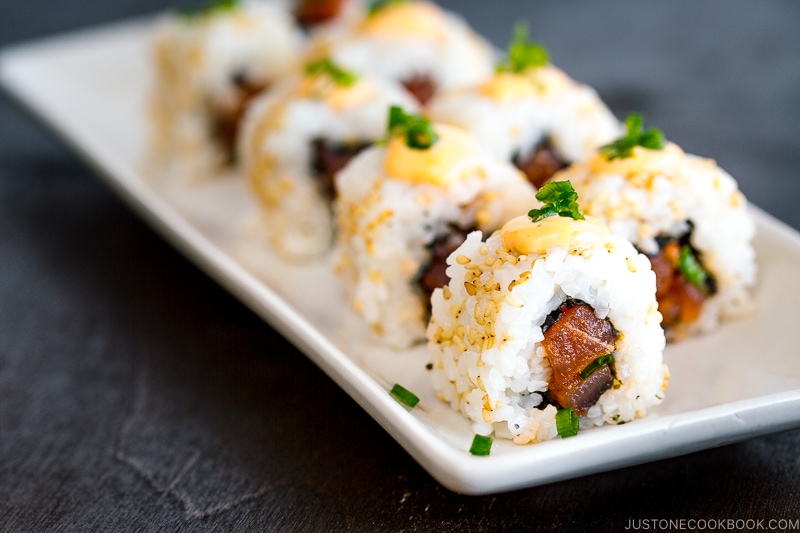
[496,21,549,74]
[527,180,585,222]
[469,434,493,456]
[390,383,420,409]
[305,58,359,87]
[367,0,405,15]
[387,105,439,150]
[179,0,239,19]
[556,407,579,438]
[598,113,666,160]
[678,244,709,290]
[580,354,615,380]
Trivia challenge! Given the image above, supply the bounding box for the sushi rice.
[554,138,757,339]
[427,208,667,444]
[314,0,495,104]
[148,0,303,180]
[427,29,621,175]
[335,117,537,348]
[238,63,418,259]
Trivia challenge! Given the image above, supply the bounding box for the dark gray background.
[2,1,799,531]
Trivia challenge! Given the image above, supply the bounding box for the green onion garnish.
[390,383,420,409]
[556,407,580,438]
[179,0,239,19]
[387,105,439,150]
[580,354,615,380]
[496,21,549,74]
[367,0,405,15]
[527,180,585,222]
[305,58,359,88]
[678,244,709,291]
[599,113,666,160]
[469,434,493,456]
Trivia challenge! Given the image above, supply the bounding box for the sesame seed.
[482,394,491,409]
[467,326,480,346]
[454,336,467,353]
[505,294,524,307]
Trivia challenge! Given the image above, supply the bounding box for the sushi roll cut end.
[559,113,757,340]
[335,106,537,348]
[427,181,667,443]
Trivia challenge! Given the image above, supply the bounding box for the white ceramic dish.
[3,18,800,495]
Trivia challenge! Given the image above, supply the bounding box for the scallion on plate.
[556,407,579,438]
[469,434,493,456]
[389,383,420,409]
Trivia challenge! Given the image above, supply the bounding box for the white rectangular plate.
[3,18,800,495]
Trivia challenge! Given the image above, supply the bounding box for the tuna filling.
[417,223,475,301]
[512,137,567,189]
[401,73,438,106]
[212,70,267,164]
[310,138,372,199]
[541,299,618,416]
[647,231,716,334]
[294,0,347,28]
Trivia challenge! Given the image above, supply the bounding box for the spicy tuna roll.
[553,114,757,340]
[149,0,304,179]
[428,23,621,189]
[239,58,418,259]
[314,0,494,105]
[334,106,537,348]
[427,182,668,444]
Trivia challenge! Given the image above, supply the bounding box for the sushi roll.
[239,58,418,259]
[335,106,537,348]
[428,23,621,188]
[313,0,494,105]
[553,114,757,340]
[427,181,668,444]
[149,0,304,179]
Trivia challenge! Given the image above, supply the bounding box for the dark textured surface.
[2,1,800,531]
